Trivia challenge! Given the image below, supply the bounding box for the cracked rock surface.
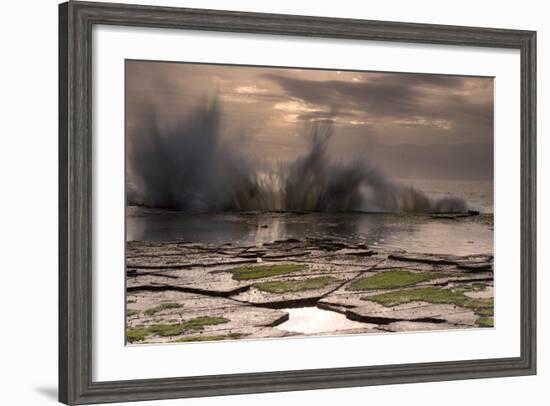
[127,238,494,344]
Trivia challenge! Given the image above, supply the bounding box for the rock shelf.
[126,238,494,344]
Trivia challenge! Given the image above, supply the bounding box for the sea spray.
[127,99,467,213]
[127,99,258,211]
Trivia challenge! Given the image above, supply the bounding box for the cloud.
[263,72,493,144]
[125,61,493,181]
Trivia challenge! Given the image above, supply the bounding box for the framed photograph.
[59,1,536,404]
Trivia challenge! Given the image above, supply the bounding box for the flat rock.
[298,326,382,336]
[388,252,493,273]
[346,302,477,325]
[247,327,301,339]
[126,240,494,342]
[126,290,289,344]
[292,254,385,270]
[130,259,375,299]
[378,321,466,332]
[317,292,371,314]
[431,212,477,220]
[230,278,346,308]
[127,267,250,295]
[333,248,376,257]
[262,251,311,260]
[373,258,459,272]
[127,256,257,270]
[464,286,494,299]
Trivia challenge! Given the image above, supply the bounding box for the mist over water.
[127,99,468,213]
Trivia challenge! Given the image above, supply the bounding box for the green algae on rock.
[179,316,229,331]
[174,333,244,343]
[126,327,149,343]
[222,264,306,280]
[129,316,230,340]
[254,276,338,293]
[476,316,494,327]
[126,236,494,342]
[143,303,183,316]
[348,270,448,291]
[364,286,493,317]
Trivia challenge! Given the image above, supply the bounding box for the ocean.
[127,178,493,256]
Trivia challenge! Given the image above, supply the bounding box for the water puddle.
[276,306,373,334]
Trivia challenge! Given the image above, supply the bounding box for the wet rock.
[130,258,258,270]
[334,248,376,257]
[237,251,267,259]
[262,251,310,260]
[306,237,351,251]
[275,238,302,243]
[388,252,456,265]
[239,247,269,258]
[373,257,459,272]
[431,213,475,220]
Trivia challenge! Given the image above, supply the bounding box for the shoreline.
[126,235,494,345]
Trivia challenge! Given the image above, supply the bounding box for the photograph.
[124,61,495,345]
[1,0,543,404]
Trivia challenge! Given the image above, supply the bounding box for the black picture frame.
[59,1,537,404]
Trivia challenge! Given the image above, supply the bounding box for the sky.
[126,60,493,182]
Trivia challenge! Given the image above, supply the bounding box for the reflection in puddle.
[276,307,373,334]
